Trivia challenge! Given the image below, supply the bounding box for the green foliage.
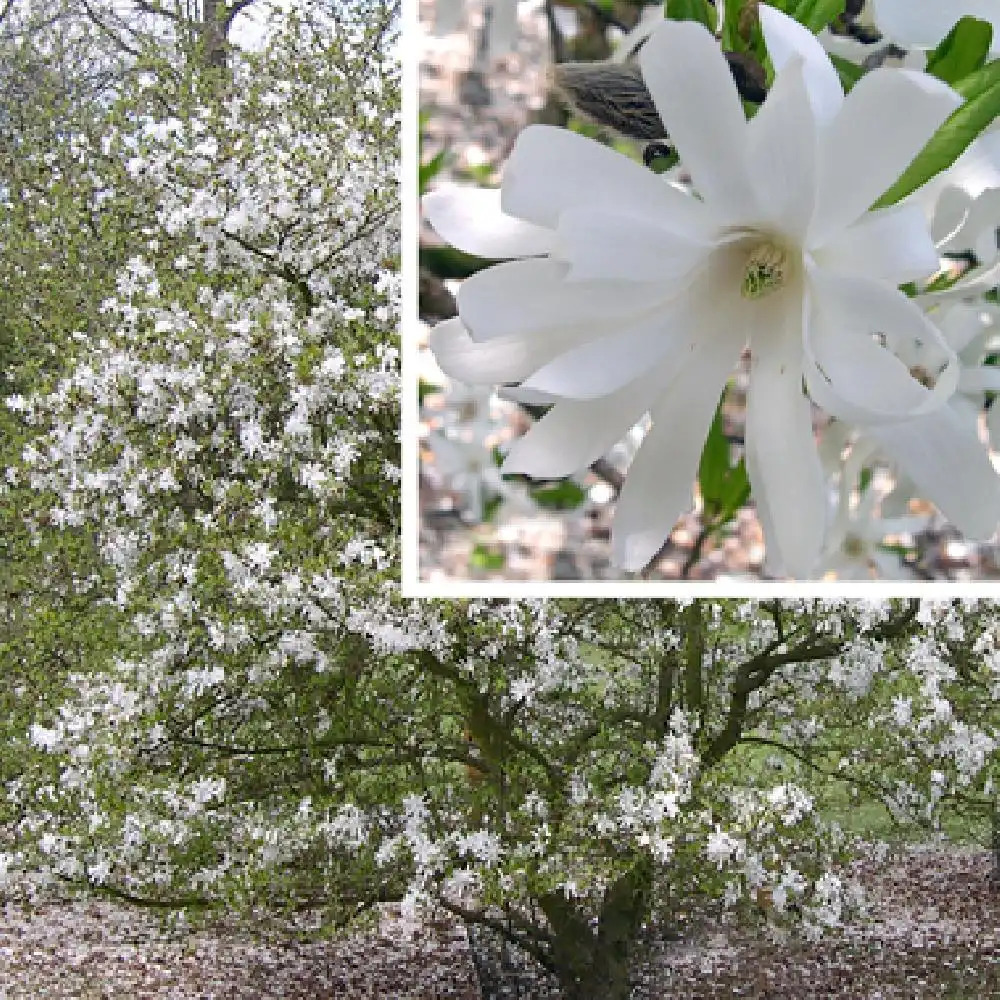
[926,17,994,86]
[697,397,751,528]
[469,542,505,570]
[530,480,588,510]
[828,53,864,92]
[664,0,716,32]
[792,0,846,34]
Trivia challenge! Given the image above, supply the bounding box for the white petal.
[809,69,962,245]
[872,0,1000,54]
[959,367,1000,393]
[929,185,974,249]
[502,125,716,239]
[501,376,659,479]
[759,4,844,124]
[744,295,827,578]
[612,332,741,571]
[518,252,738,399]
[638,18,756,221]
[804,269,960,423]
[744,55,817,243]
[518,297,699,400]
[429,316,587,384]
[423,187,553,258]
[553,207,712,284]
[813,204,940,283]
[868,405,1000,539]
[457,257,666,341]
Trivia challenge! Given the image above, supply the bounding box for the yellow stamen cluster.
[741,241,789,300]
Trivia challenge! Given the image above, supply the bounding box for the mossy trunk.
[540,856,652,1000]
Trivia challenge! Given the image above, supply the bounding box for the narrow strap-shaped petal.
[804,269,960,424]
[501,125,716,239]
[429,316,592,384]
[759,4,844,125]
[553,207,712,284]
[813,203,940,284]
[809,68,961,245]
[638,19,756,221]
[744,54,818,243]
[868,405,1000,539]
[423,186,553,259]
[743,293,827,578]
[501,373,661,479]
[612,329,741,571]
[457,257,666,342]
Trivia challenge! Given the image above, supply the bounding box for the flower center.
[741,241,789,300]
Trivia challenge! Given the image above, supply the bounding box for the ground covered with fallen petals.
[2,847,999,998]
[0,901,480,999]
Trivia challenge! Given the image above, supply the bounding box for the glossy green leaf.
[530,480,588,510]
[698,398,731,509]
[926,17,993,85]
[828,53,864,92]
[792,0,845,34]
[665,0,715,31]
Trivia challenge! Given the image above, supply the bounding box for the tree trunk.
[200,0,228,69]
[541,855,652,1000]
[990,803,1000,889]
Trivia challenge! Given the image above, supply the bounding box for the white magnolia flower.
[851,301,1000,540]
[817,444,926,580]
[871,0,1000,55]
[425,6,962,574]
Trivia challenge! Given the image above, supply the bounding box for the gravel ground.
[0,900,481,999]
[2,847,999,997]
[465,846,1000,999]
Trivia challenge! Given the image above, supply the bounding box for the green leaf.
[872,76,1000,209]
[419,244,495,279]
[827,53,865,92]
[925,17,993,85]
[417,378,439,405]
[792,0,845,34]
[470,543,505,571]
[419,148,449,195]
[482,493,502,523]
[665,0,715,31]
[698,397,731,508]
[720,0,748,51]
[716,458,751,523]
[530,480,587,510]
[953,53,1000,101]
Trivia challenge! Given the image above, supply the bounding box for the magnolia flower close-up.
[425,5,972,577]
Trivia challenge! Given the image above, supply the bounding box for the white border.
[399,3,1000,601]
[400,0,421,591]
[411,580,1000,599]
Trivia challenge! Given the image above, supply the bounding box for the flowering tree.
[1,0,400,914]
[420,0,1000,579]
[10,586,973,1000]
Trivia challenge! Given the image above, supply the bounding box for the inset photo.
[410,0,1000,588]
